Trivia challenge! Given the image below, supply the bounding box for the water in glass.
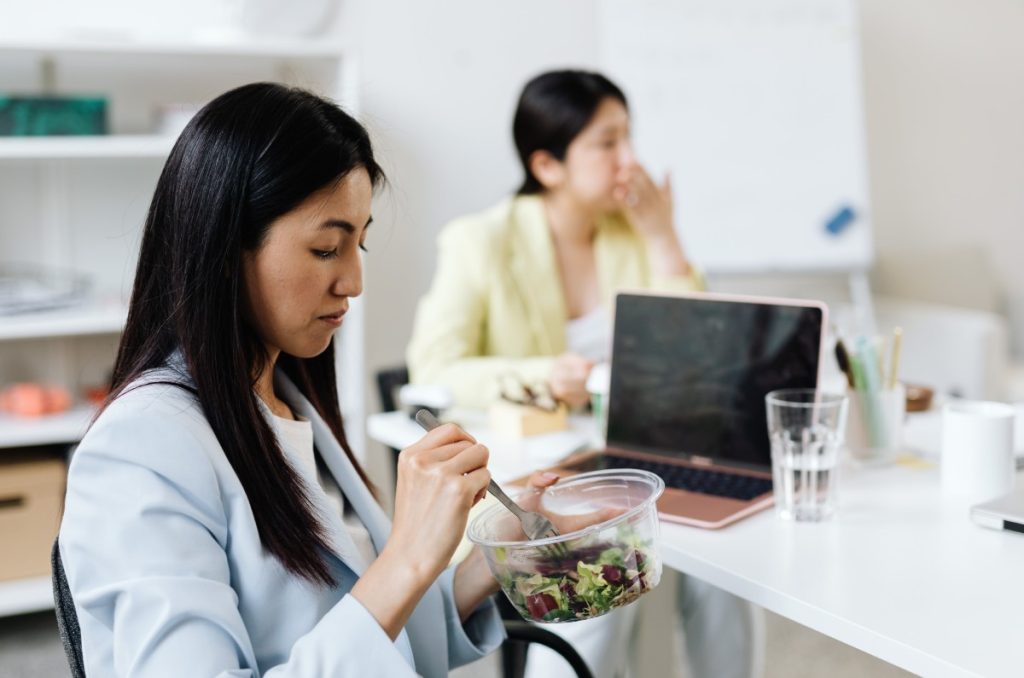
[771,424,841,521]
[766,389,848,522]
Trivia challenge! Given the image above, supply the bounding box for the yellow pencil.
[887,327,903,389]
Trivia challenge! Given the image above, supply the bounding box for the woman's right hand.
[615,164,693,277]
[386,423,491,583]
[353,424,489,639]
[550,353,594,410]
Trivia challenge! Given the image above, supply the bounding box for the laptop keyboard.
[602,455,773,501]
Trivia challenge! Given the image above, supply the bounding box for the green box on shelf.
[0,95,108,136]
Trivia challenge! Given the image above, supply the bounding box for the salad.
[494,528,658,623]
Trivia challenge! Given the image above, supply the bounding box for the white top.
[267,410,378,570]
[566,305,611,363]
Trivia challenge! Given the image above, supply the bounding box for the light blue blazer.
[59,364,504,677]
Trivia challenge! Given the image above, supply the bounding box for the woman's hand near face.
[615,163,674,239]
[615,165,693,277]
[550,353,594,410]
[352,424,490,639]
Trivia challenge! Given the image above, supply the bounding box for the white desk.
[659,465,1023,678]
[367,410,1022,678]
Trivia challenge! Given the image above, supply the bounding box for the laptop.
[971,491,1024,534]
[553,290,828,529]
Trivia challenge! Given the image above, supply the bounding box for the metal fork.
[413,409,568,557]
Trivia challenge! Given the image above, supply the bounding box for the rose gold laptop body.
[545,290,828,530]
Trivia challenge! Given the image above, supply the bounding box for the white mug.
[941,400,1016,504]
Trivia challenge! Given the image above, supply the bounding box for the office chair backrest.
[502,618,594,678]
[375,365,409,414]
[51,539,86,678]
[375,365,410,477]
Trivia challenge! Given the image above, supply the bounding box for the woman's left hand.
[517,471,624,534]
[454,471,614,620]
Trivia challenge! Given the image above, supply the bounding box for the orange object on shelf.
[84,384,110,405]
[0,383,73,417]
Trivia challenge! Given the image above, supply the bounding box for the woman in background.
[408,70,702,410]
[59,83,509,677]
[408,70,762,678]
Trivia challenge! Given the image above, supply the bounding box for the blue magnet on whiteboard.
[825,205,856,235]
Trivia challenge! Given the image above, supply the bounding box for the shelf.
[0,405,95,448]
[0,576,53,618]
[0,34,345,59]
[0,303,126,341]
[0,135,175,160]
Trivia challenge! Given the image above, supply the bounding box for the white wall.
[859,0,1024,322]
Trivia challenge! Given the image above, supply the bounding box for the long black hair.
[512,69,628,195]
[106,83,384,587]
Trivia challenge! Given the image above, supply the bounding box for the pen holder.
[846,382,905,464]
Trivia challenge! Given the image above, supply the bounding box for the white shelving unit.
[0,406,95,449]
[0,35,346,59]
[0,576,53,618]
[0,302,127,341]
[0,33,363,618]
[0,135,174,160]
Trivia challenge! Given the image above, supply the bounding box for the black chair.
[501,617,592,678]
[375,364,410,477]
[52,540,86,678]
[373,365,592,678]
[375,365,409,414]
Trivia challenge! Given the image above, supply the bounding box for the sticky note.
[825,205,856,236]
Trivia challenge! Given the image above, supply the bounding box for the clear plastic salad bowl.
[467,469,665,623]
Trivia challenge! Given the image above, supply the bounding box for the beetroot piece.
[601,564,625,585]
[525,593,559,619]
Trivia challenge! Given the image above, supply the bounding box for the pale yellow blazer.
[407,195,704,408]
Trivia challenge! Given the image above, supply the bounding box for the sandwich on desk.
[546,290,827,529]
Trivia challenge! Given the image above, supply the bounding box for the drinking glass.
[766,389,848,521]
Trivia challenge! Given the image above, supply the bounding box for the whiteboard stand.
[847,269,877,338]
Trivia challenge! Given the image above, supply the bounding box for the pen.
[834,339,855,388]
[856,335,887,447]
[847,346,867,391]
[887,327,903,390]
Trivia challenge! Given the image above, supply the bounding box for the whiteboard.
[599,0,872,273]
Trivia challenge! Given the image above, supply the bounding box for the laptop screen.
[606,292,824,470]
